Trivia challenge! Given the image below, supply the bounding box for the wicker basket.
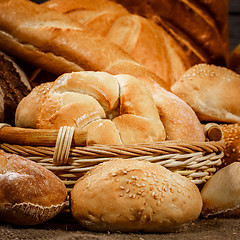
[0,123,225,191]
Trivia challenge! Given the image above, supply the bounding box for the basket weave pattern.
[0,122,225,191]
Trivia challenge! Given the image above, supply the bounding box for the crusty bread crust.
[171,64,240,123]
[0,150,67,225]
[71,159,202,232]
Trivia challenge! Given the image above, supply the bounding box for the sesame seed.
[137,192,142,195]
[120,194,124,197]
[112,173,117,177]
[136,183,141,188]
[178,189,181,193]
[126,189,130,193]
[161,193,165,197]
[120,186,125,190]
[142,177,147,181]
[129,194,133,198]
[122,170,127,174]
[141,183,146,187]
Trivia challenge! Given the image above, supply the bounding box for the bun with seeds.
[217,124,240,169]
[0,150,67,225]
[70,159,202,233]
[171,64,240,123]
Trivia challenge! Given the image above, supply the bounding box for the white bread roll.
[71,159,202,232]
[0,150,67,225]
[34,71,166,145]
[201,162,240,218]
[171,64,240,123]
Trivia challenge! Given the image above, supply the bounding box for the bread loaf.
[171,64,240,123]
[0,150,67,225]
[111,0,229,66]
[201,162,240,218]
[0,51,31,126]
[70,158,203,232]
[0,0,205,142]
[42,0,192,86]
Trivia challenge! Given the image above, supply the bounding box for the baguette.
[42,0,193,86]
[112,0,229,66]
[0,0,205,142]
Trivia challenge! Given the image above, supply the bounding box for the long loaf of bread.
[0,0,205,141]
[112,0,229,67]
[42,0,194,86]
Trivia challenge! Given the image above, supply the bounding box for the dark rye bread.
[0,52,31,126]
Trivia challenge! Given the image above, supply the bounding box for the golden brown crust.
[171,64,240,123]
[201,162,240,218]
[3,0,204,142]
[111,0,229,66]
[36,71,166,145]
[217,124,240,169]
[43,0,192,86]
[0,150,67,225]
[71,159,202,232]
[15,82,53,128]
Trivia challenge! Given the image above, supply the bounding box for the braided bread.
[17,71,166,145]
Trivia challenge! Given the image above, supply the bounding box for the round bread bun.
[171,63,240,123]
[15,82,53,128]
[0,150,67,225]
[35,71,166,145]
[201,162,240,218]
[217,123,240,169]
[70,159,202,233]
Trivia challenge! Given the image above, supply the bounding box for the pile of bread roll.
[1,0,240,233]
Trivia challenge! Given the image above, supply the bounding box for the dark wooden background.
[32,0,240,53]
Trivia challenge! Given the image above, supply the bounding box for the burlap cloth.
[1,215,240,240]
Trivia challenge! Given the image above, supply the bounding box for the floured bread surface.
[71,159,202,233]
[35,71,166,145]
[171,64,240,123]
[0,150,67,225]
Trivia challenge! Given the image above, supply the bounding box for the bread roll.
[0,150,67,225]
[34,71,166,145]
[217,124,240,169]
[15,82,53,128]
[0,0,205,142]
[0,51,31,126]
[171,64,240,123]
[201,162,240,218]
[70,158,202,233]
